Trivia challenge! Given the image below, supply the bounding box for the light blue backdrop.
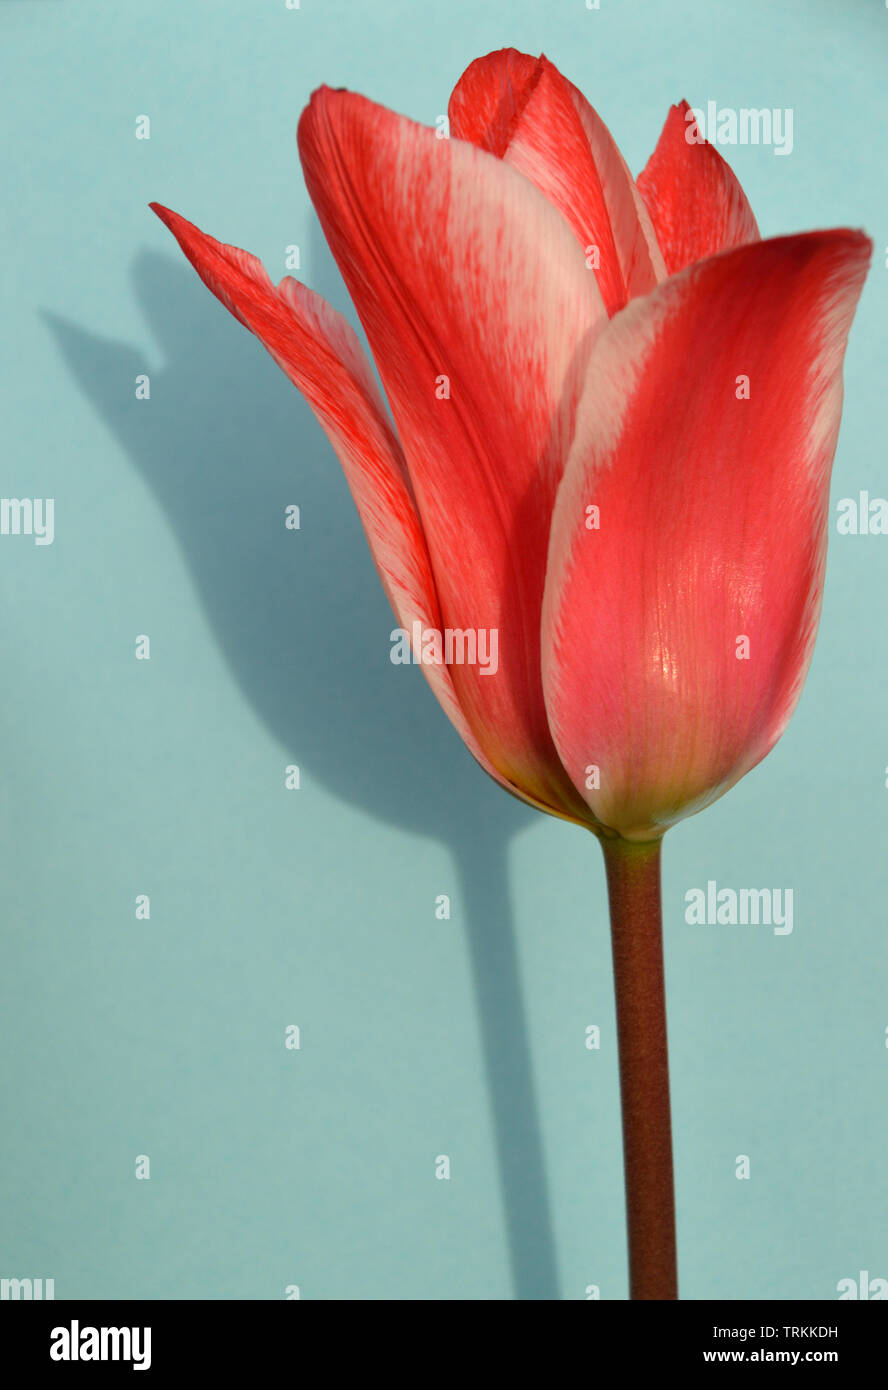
[2,0,886,1300]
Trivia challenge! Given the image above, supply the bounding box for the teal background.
[1,0,886,1300]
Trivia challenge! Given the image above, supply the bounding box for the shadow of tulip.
[44,218,567,1299]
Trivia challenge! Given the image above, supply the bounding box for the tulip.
[151,48,870,1300]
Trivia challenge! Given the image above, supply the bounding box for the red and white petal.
[449,49,666,314]
[149,202,555,810]
[637,101,760,275]
[297,90,604,820]
[542,228,871,840]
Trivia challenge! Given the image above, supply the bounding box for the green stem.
[600,835,677,1300]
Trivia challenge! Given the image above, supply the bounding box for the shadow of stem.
[457,821,560,1300]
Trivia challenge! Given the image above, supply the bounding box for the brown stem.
[600,834,677,1300]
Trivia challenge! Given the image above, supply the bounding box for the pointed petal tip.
[298,83,339,126]
[780,225,872,274]
[149,201,193,244]
[148,203,221,277]
[838,226,872,253]
[306,82,351,103]
[298,83,388,156]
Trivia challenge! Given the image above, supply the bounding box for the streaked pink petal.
[637,101,761,275]
[149,202,552,811]
[542,228,871,840]
[449,49,666,314]
[297,89,604,821]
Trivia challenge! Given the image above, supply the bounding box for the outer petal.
[637,101,760,275]
[298,88,604,821]
[448,49,666,314]
[149,202,561,815]
[542,229,871,841]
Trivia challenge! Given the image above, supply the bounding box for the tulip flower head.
[152,50,869,846]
